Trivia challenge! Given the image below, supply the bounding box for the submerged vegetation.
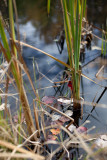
[0,0,107,159]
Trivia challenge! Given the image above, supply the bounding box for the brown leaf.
[47,134,57,141]
[50,128,60,135]
[59,116,70,123]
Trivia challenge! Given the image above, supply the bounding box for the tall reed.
[61,0,87,108]
[101,22,107,57]
[0,0,36,139]
[101,25,104,56]
[47,0,51,15]
[104,19,107,56]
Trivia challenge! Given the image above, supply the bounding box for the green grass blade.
[9,0,17,58]
[61,0,74,68]
[0,16,11,61]
[101,25,104,55]
[47,0,51,15]
[69,0,75,45]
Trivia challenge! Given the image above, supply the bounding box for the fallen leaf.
[100,135,107,141]
[0,103,10,111]
[13,113,25,124]
[92,46,101,51]
[50,128,60,135]
[42,96,55,104]
[77,126,87,134]
[51,120,64,127]
[57,97,73,105]
[95,135,107,148]
[59,116,70,123]
[2,61,8,67]
[47,134,57,141]
[52,114,61,121]
[68,81,73,90]
[65,110,73,117]
[68,124,76,133]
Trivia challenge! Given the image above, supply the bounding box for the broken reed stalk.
[0,4,36,138]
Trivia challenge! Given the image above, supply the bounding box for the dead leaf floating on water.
[50,128,60,135]
[68,124,76,133]
[95,135,107,148]
[42,96,55,104]
[2,61,8,67]
[57,97,73,105]
[47,134,57,141]
[77,126,87,134]
[52,114,61,121]
[13,113,25,124]
[0,103,10,111]
[59,116,70,123]
[68,81,73,90]
[51,120,64,127]
[65,110,73,117]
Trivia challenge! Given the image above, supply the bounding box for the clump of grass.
[61,0,87,108]
[0,0,36,139]
[0,0,107,160]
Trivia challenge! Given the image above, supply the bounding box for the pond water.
[15,0,107,134]
[0,0,107,135]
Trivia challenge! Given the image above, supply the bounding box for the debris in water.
[95,135,107,148]
[47,134,57,141]
[13,113,25,124]
[57,97,73,105]
[77,126,87,134]
[68,124,76,133]
[65,110,73,117]
[50,128,60,135]
[52,114,61,121]
[0,103,10,111]
[42,96,55,104]
[68,81,73,90]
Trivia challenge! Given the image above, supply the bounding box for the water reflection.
[16,0,63,44]
[55,29,65,54]
[0,0,107,136]
[87,0,107,29]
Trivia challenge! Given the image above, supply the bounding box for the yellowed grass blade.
[0,140,44,160]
